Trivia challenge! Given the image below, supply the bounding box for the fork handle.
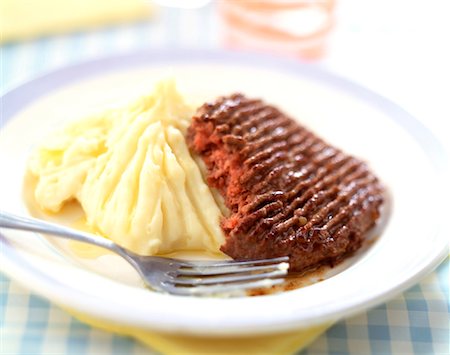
[0,211,125,256]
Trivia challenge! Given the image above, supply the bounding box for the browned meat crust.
[187,94,384,272]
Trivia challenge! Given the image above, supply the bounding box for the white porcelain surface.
[0,52,447,336]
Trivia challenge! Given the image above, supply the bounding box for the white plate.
[0,50,448,336]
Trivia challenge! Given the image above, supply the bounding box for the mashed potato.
[29,80,225,255]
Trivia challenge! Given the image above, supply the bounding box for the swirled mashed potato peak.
[29,80,225,255]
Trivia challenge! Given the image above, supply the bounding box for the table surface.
[1,1,449,354]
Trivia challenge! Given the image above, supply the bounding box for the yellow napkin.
[68,308,331,355]
[0,0,154,43]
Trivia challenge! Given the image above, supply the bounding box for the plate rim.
[1,49,448,336]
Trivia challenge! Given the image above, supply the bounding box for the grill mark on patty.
[187,93,384,272]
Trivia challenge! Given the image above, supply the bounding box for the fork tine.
[177,261,289,276]
[172,269,287,286]
[177,256,289,268]
[162,278,285,296]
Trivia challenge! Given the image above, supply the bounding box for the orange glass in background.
[218,0,335,60]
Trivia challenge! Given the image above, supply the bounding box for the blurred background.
[1,0,449,144]
[1,0,449,354]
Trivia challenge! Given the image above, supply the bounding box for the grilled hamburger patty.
[187,94,384,272]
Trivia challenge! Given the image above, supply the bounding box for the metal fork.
[0,212,289,296]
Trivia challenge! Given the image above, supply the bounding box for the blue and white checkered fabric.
[2,263,448,354]
[1,5,449,354]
